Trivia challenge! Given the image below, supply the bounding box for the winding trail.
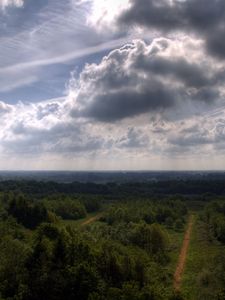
[173,214,194,291]
[80,213,103,226]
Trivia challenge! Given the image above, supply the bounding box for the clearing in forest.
[173,214,194,291]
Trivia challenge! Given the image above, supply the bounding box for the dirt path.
[173,214,194,291]
[80,213,103,226]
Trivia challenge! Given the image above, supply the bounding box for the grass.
[167,228,185,274]
[182,215,225,300]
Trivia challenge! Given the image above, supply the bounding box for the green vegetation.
[0,180,225,299]
[44,197,87,220]
[7,194,49,229]
[182,215,225,300]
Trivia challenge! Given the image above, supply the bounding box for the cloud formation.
[70,38,223,122]
[118,0,225,59]
[1,0,225,170]
[1,93,225,169]
[0,36,225,170]
[0,0,129,99]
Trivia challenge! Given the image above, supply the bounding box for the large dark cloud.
[71,39,223,123]
[119,0,225,58]
[133,56,212,88]
[80,84,176,122]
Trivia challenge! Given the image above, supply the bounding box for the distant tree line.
[0,179,225,198]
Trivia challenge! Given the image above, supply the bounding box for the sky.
[0,0,225,170]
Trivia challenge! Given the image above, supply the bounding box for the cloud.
[118,0,225,59]
[1,89,225,169]
[162,109,225,157]
[0,38,129,76]
[0,97,105,157]
[1,34,225,169]
[88,0,129,31]
[0,101,12,115]
[117,127,150,149]
[0,0,23,9]
[70,37,224,122]
[168,127,213,148]
[0,0,130,96]
[4,122,103,155]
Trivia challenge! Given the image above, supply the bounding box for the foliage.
[44,197,87,220]
[0,180,224,299]
[7,194,49,229]
[101,200,186,230]
[203,201,225,243]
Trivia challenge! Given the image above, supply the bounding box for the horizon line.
[1,170,225,173]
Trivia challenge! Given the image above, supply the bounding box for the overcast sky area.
[0,0,225,170]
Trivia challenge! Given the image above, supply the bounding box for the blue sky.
[1,0,225,170]
[0,0,128,103]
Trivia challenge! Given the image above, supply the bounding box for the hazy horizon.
[1,169,225,172]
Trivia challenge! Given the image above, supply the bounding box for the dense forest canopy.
[0,178,225,198]
[0,179,225,299]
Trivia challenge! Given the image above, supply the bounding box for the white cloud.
[0,36,225,169]
[0,101,12,116]
[0,92,225,169]
[87,0,130,31]
[0,0,23,9]
[69,37,224,122]
[0,0,131,94]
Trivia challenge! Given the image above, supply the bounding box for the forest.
[0,179,225,299]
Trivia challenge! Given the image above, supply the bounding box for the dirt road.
[173,214,194,291]
[80,213,103,226]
